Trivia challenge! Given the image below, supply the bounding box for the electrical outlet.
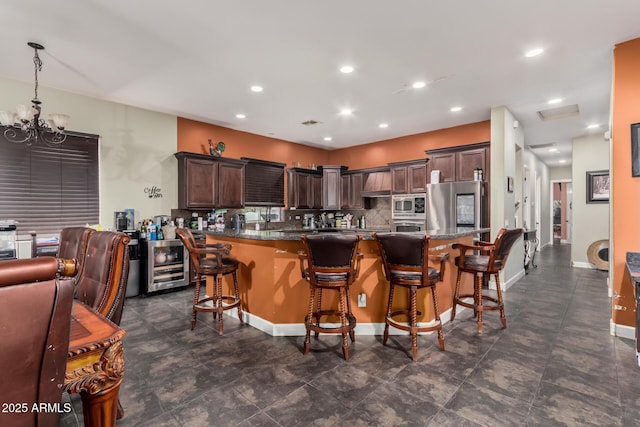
[358,293,366,307]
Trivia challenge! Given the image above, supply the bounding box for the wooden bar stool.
[373,232,449,361]
[298,233,362,360]
[177,228,242,335]
[451,227,523,334]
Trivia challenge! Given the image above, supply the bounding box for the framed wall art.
[586,170,610,203]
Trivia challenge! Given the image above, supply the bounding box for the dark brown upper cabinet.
[287,168,322,209]
[175,152,247,209]
[425,142,490,183]
[389,159,427,194]
[322,166,344,210]
[341,171,366,209]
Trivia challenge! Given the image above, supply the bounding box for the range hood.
[361,169,391,197]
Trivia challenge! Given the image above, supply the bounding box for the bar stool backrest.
[304,234,359,268]
[375,233,427,269]
[487,228,524,272]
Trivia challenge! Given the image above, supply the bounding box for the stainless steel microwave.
[392,193,426,220]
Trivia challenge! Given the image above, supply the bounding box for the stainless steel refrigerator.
[426,181,485,230]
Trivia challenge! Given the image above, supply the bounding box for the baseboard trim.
[489,269,525,291]
[610,319,636,340]
[224,306,465,337]
[572,261,595,269]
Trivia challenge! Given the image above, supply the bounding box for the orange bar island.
[206,228,488,336]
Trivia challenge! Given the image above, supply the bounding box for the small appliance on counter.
[230,214,246,230]
[0,221,17,260]
[114,209,135,231]
[303,214,315,229]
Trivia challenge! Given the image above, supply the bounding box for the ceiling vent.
[537,104,580,121]
[528,142,556,150]
[301,120,320,126]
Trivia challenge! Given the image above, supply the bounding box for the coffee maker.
[303,213,315,229]
[230,213,246,230]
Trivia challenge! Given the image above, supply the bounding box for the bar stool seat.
[177,228,242,335]
[451,227,523,334]
[298,233,362,360]
[373,232,449,361]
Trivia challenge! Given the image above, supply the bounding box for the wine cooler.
[141,239,189,293]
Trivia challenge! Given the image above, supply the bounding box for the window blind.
[0,133,99,235]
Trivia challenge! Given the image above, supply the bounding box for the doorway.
[551,181,572,244]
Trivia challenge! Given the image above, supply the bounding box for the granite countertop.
[205,227,490,241]
[625,252,640,282]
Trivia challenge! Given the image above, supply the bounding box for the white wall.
[0,76,178,231]
[550,166,572,181]
[522,149,551,247]
[571,133,610,266]
[490,106,525,287]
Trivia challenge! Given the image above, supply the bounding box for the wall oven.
[392,220,425,233]
[392,193,426,232]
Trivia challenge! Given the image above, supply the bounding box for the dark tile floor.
[60,244,640,426]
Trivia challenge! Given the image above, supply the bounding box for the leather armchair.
[75,231,131,326]
[0,258,75,427]
[57,227,95,279]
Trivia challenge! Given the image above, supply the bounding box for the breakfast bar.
[205,227,489,336]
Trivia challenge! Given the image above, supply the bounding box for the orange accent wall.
[327,121,490,168]
[178,117,490,170]
[177,118,330,168]
[612,38,640,327]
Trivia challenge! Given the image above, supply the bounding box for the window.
[0,133,99,235]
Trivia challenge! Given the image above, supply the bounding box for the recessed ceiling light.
[412,81,426,89]
[379,123,389,128]
[250,85,263,92]
[525,48,544,58]
[559,159,567,163]
[340,65,354,74]
[587,124,600,129]
[340,108,353,116]
[548,148,558,152]
[235,113,246,119]
[548,98,563,105]
[323,137,332,141]
[450,106,462,112]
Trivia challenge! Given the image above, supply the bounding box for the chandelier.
[0,42,70,145]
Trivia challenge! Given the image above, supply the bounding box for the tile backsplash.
[171,197,391,230]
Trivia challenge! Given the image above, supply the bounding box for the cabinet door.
[341,174,350,209]
[311,174,323,209]
[456,147,486,181]
[408,163,427,193]
[391,166,408,194]
[288,171,311,209]
[428,152,455,183]
[322,167,341,210]
[184,158,217,208]
[350,173,364,208]
[218,162,245,208]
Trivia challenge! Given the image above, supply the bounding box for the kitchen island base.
[205,230,485,336]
